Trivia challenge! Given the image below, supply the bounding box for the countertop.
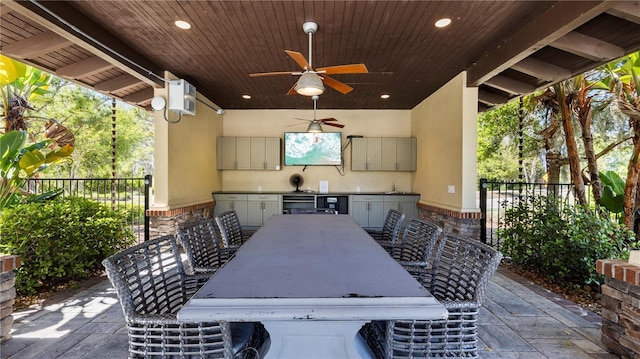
[212,191,419,196]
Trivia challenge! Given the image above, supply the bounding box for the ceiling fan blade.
[316,64,368,74]
[323,122,345,128]
[319,118,338,122]
[292,118,312,122]
[285,50,313,71]
[321,75,354,94]
[249,71,296,77]
[286,82,298,95]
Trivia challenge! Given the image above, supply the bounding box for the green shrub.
[500,195,634,289]
[0,196,136,295]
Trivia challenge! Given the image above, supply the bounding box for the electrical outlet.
[447,185,455,194]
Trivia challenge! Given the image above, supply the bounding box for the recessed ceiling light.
[242,94,251,99]
[175,20,191,29]
[381,94,390,99]
[435,18,451,28]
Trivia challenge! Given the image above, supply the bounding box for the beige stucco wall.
[220,109,412,193]
[411,72,479,212]
[152,74,223,209]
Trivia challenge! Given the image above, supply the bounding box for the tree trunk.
[576,81,601,202]
[558,85,587,206]
[623,120,640,230]
[5,96,29,132]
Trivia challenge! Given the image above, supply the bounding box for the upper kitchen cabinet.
[217,137,281,170]
[352,137,416,171]
[250,137,281,170]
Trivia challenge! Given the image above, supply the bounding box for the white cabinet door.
[214,194,249,225]
[264,138,281,170]
[247,194,282,226]
[250,137,266,170]
[235,137,251,170]
[381,138,398,171]
[351,138,367,171]
[351,137,415,171]
[396,137,417,171]
[365,138,382,170]
[217,137,237,170]
[351,195,384,228]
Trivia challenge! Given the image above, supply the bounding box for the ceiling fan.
[249,21,368,96]
[290,95,344,132]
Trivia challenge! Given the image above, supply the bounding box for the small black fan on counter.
[289,174,304,192]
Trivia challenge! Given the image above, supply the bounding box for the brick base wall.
[1,255,21,343]
[147,202,214,239]
[417,203,481,238]
[596,259,640,358]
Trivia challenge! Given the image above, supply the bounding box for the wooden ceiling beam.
[550,31,625,61]
[478,89,511,106]
[1,30,72,59]
[511,57,572,82]
[484,74,536,95]
[56,56,113,79]
[467,1,614,87]
[478,103,492,113]
[94,74,143,92]
[122,87,154,104]
[607,2,640,25]
[3,0,164,87]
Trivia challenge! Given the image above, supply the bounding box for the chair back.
[397,218,442,263]
[380,209,405,244]
[102,235,188,319]
[429,233,503,304]
[215,210,245,247]
[177,219,229,273]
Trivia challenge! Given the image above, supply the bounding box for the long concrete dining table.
[178,214,447,358]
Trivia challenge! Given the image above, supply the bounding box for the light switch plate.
[447,185,455,194]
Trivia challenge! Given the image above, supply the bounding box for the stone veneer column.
[417,203,482,238]
[596,259,640,358]
[1,255,21,343]
[146,201,214,238]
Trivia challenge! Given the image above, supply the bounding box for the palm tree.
[596,53,640,230]
[0,55,74,209]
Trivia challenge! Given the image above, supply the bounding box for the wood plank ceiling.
[1,1,639,112]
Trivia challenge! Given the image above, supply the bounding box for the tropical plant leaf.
[25,188,64,203]
[599,171,625,213]
[600,170,625,194]
[0,55,27,85]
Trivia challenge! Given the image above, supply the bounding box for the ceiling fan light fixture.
[295,73,325,96]
[307,121,323,133]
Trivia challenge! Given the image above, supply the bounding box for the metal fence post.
[144,174,152,242]
[480,178,487,244]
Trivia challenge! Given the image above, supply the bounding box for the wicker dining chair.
[391,218,443,283]
[176,219,233,275]
[367,209,405,256]
[215,210,250,250]
[102,234,268,358]
[362,233,503,358]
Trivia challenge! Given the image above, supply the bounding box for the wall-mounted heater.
[169,79,196,115]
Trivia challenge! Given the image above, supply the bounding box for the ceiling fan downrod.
[302,22,318,70]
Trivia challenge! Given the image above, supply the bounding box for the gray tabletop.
[196,214,429,299]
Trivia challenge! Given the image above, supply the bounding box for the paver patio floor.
[1,267,618,358]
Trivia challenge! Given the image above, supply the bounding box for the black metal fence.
[27,175,152,243]
[479,178,586,250]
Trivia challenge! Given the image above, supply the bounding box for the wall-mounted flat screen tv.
[284,132,342,166]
